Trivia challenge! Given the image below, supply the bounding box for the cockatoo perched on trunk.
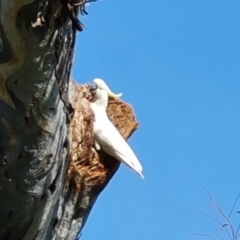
[89,78,144,179]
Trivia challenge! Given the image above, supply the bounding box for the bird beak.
[89,83,97,95]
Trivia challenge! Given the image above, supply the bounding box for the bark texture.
[0,1,139,239]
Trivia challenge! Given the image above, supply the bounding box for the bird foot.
[0,155,7,166]
[94,140,101,151]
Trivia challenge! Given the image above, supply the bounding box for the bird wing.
[93,108,143,177]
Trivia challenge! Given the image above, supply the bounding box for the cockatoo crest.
[91,78,122,108]
[94,78,122,97]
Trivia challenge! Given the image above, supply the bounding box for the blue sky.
[73,1,240,239]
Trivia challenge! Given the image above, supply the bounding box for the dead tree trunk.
[0,1,139,240]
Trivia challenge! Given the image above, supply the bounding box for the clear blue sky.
[73,1,240,239]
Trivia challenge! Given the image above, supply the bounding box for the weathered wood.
[0,1,139,239]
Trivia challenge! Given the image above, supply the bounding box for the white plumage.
[90,78,144,178]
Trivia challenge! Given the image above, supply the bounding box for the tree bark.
[0,1,139,240]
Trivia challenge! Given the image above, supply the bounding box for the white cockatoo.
[89,78,144,179]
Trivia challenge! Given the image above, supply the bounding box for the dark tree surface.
[0,1,139,239]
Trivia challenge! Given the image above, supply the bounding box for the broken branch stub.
[68,84,139,192]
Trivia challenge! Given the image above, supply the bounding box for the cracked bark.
[0,1,139,240]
